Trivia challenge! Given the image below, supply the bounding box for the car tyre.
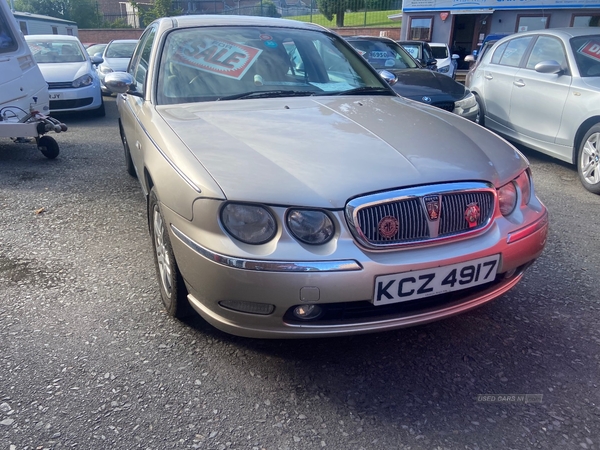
[149,188,193,319]
[577,123,600,194]
[474,94,485,127]
[119,120,136,177]
[37,135,59,159]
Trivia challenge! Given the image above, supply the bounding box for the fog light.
[503,269,516,279]
[219,300,275,315]
[293,304,322,320]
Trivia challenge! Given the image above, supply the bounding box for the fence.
[100,0,402,30]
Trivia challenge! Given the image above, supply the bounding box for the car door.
[480,36,534,129]
[119,26,156,174]
[508,35,571,144]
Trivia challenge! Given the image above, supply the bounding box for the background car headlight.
[287,209,334,245]
[221,203,277,245]
[72,74,94,88]
[438,65,449,73]
[498,181,518,216]
[99,65,113,74]
[455,91,477,110]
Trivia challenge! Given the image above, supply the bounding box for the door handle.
[513,79,525,87]
[484,74,493,80]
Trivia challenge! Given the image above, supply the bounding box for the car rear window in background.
[431,46,449,59]
[570,35,600,77]
[106,42,137,58]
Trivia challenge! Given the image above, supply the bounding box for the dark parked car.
[397,40,438,70]
[346,36,478,120]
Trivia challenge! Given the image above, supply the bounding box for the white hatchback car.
[429,42,459,79]
[25,35,105,116]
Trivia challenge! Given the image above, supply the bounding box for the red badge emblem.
[378,216,399,239]
[424,195,440,221]
[464,202,480,228]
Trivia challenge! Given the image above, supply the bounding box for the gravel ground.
[1,98,599,450]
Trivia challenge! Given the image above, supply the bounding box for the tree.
[130,0,181,27]
[316,0,395,27]
[13,0,102,28]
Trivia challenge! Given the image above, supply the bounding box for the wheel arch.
[573,116,600,163]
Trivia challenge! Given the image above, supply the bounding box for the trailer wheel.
[38,136,60,159]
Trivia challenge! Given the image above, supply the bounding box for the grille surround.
[346,182,497,250]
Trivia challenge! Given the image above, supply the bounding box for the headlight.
[498,180,518,216]
[221,203,277,245]
[438,65,449,73]
[72,74,94,88]
[454,91,477,110]
[99,65,113,74]
[514,170,532,206]
[287,209,334,245]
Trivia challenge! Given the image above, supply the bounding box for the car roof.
[25,34,81,41]
[107,39,139,44]
[428,42,449,48]
[498,27,600,41]
[153,14,328,33]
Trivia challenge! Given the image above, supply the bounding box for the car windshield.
[430,45,449,59]
[570,35,600,78]
[157,27,390,105]
[27,40,85,63]
[106,42,136,58]
[346,39,419,71]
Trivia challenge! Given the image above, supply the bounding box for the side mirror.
[105,72,140,96]
[379,70,398,86]
[534,60,563,75]
[451,54,460,60]
[464,55,475,63]
[90,55,103,65]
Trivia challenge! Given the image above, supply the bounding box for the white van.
[0,0,65,158]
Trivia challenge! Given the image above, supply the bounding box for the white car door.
[508,35,571,145]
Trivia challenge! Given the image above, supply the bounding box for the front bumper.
[48,83,103,113]
[166,201,548,339]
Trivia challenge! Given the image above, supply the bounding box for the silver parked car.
[105,15,548,338]
[97,39,138,94]
[467,28,600,194]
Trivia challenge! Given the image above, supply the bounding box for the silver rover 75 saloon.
[105,15,548,338]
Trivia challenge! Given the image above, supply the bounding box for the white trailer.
[1,1,66,158]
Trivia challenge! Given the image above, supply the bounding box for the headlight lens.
[99,65,113,74]
[438,65,449,73]
[498,181,518,216]
[287,209,334,245]
[221,203,276,245]
[514,170,532,205]
[72,74,94,88]
[455,91,477,110]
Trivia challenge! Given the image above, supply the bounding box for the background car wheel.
[577,123,600,194]
[149,188,193,319]
[474,95,485,126]
[37,135,59,159]
[119,121,136,177]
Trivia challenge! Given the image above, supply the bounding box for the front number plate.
[49,93,61,100]
[373,254,500,305]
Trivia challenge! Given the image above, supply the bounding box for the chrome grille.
[439,191,494,236]
[48,82,73,90]
[346,183,496,249]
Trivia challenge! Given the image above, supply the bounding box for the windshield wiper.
[217,90,316,101]
[331,86,393,96]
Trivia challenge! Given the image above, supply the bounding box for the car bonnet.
[157,96,526,208]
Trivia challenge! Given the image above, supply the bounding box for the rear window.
[430,45,449,59]
[0,14,18,54]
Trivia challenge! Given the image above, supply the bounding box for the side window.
[526,36,567,69]
[497,37,533,67]
[129,27,156,95]
[491,42,508,64]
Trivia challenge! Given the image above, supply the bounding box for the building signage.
[403,0,600,12]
